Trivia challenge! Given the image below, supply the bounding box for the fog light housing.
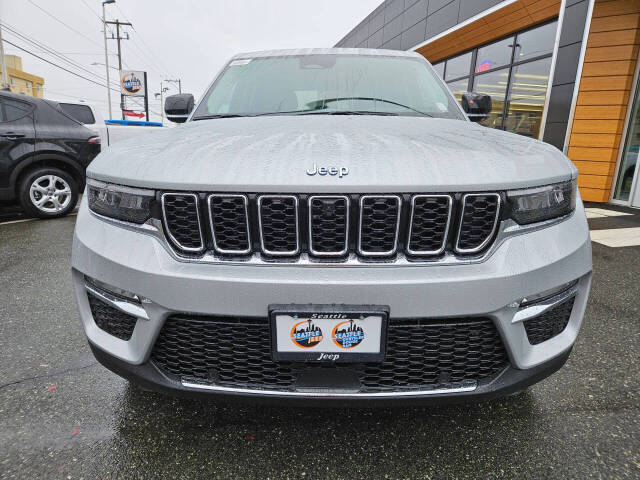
[520,279,579,307]
[84,275,141,303]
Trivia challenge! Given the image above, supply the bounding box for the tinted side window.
[0,97,33,122]
[59,103,95,124]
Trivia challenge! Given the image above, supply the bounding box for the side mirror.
[461,92,491,122]
[164,94,195,123]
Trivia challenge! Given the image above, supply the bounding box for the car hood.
[87,115,576,192]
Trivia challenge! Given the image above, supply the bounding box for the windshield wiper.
[192,114,248,121]
[311,110,399,116]
[193,111,318,120]
[306,97,433,117]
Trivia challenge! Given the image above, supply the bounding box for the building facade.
[1,55,44,98]
[336,0,640,206]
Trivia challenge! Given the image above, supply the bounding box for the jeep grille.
[160,192,502,261]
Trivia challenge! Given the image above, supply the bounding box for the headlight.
[507,179,576,225]
[87,178,154,224]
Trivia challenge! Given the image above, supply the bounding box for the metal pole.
[143,72,149,121]
[178,79,181,94]
[102,2,113,119]
[0,24,8,89]
[115,20,124,119]
[160,83,164,124]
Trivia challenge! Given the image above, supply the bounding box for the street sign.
[120,70,145,97]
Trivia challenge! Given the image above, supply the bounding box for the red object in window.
[122,109,145,118]
[476,61,492,73]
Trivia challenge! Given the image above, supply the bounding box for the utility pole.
[0,23,8,89]
[155,83,169,124]
[165,78,182,93]
[106,19,131,119]
[102,0,114,118]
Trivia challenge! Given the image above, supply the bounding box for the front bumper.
[89,341,572,407]
[72,195,592,402]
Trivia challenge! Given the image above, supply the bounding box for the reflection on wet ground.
[0,211,638,479]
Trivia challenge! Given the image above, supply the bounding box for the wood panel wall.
[415,0,560,62]
[568,0,640,202]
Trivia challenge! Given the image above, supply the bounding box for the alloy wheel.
[29,175,72,214]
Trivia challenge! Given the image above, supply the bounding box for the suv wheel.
[19,167,78,219]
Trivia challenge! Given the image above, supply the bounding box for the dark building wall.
[542,0,591,150]
[337,0,592,153]
[335,0,505,51]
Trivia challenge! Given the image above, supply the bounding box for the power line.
[80,0,103,22]
[1,21,119,89]
[113,2,173,78]
[3,39,120,94]
[26,0,103,49]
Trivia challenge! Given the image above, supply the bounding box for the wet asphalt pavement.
[0,210,639,480]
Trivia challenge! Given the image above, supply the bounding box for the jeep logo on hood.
[306,164,349,178]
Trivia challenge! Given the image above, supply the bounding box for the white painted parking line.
[586,211,606,219]
[585,207,634,218]
[0,212,77,226]
[0,218,36,225]
[590,227,640,248]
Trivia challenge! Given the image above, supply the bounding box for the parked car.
[0,91,101,218]
[56,101,163,148]
[72,49,592,405]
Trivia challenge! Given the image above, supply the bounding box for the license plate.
[269,305,389,363]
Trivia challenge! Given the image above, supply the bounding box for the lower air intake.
[523,296,575,345]
[151,315,509,393]
[88,293,137,341]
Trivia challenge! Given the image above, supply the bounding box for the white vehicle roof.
[230,48,424,61]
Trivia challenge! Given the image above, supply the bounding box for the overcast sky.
[0,0,381,122]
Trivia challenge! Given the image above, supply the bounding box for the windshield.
[192,54,465,120]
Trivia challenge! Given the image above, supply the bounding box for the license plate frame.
[269,304,389,363]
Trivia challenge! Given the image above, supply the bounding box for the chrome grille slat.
[308,195,349,257]
[358,195,402,257]
[257,195,300,256]
[455,193,501,254]
[161,193,204,253]
[207,194,251,255]
[407,195,453,256]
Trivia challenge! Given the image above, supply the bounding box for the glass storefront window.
[446,78,470,103]
[613,75,640,202]
[433,62,445,79]
[475,37,513,73]
[515,21,558,63]
[473,70,508,129]
[504,57,552,138]
[445,52,472,80]
[439,21,556,137]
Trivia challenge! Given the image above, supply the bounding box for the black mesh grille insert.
[151,315,509,393]
[88,293,136,341]
[162,194,203,252]
[157,192,504,260]
[408,195,452,255]
[523,296,575,345]
[359,196,401,255]
[208,195,250,253]
[259,196,298,255]
[457,194,500,253]
[309,196,348,255]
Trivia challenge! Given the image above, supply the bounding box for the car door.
[0,95,36,193]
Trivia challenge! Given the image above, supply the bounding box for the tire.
[18,167,78,219]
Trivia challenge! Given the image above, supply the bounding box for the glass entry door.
[613,72,640,206]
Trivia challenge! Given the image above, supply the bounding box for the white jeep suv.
[72,49,592,405]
